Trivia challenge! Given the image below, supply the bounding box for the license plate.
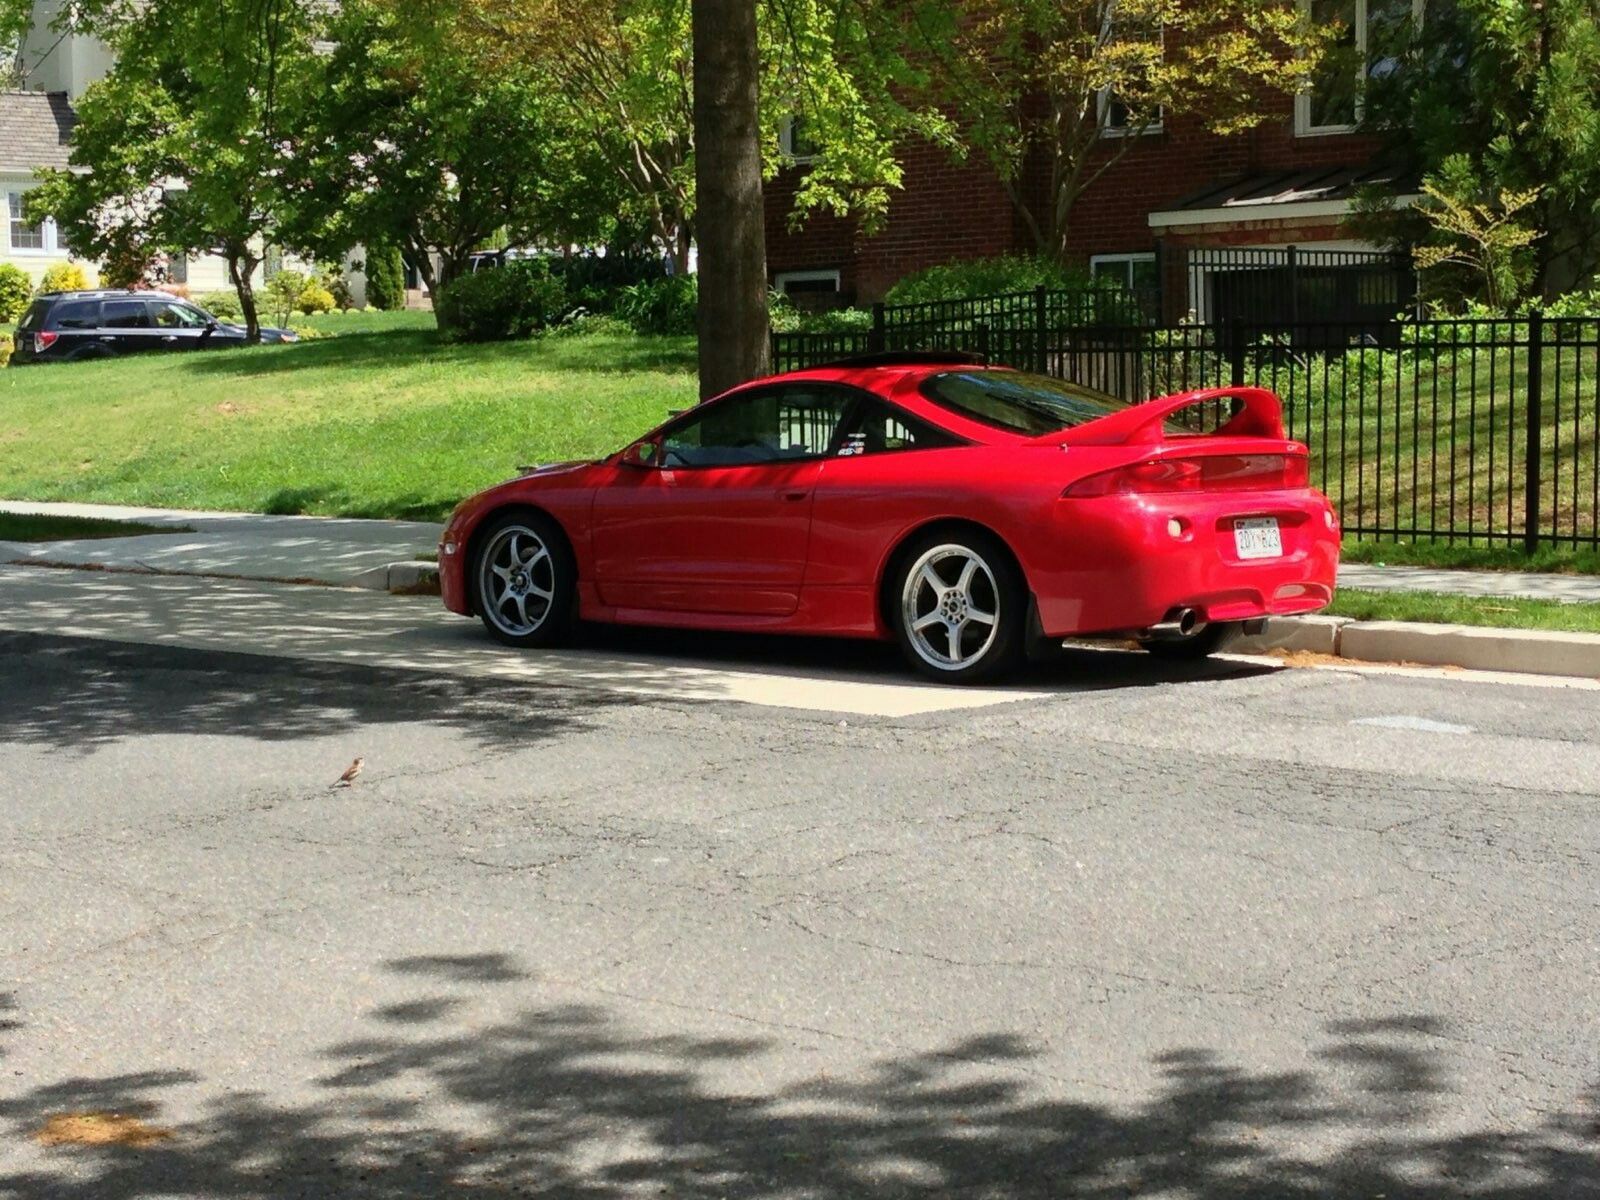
[1234,517,1283,560]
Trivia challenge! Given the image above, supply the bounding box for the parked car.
[10,290,299,364]
[437,352,1341,683]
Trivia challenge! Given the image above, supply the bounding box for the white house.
[0,0,350,299]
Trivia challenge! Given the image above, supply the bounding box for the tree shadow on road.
[0,956,1594,1198]
[0,632,629,752]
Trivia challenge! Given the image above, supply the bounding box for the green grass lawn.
[1341,538,1600,574]
[0,315,696,522]
[1328,587,1600,633]
[0,512,190,541]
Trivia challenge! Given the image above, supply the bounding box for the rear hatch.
[11,299,51,362]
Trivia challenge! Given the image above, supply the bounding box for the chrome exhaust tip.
[1144,607,1202,641]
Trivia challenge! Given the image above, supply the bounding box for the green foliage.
[298,282,337,315]
[1360,0,1600,296]
[911,0,1328,258]
[363,245,406,311]
[0,263,33,322]
[37,262,91,294]
[434,260,569,342]
[0,332,11,368]
[1412,155,1543,312]
[884,256,1095,305]
[197,290,243,320]
[613,275,698,336]
[767,293,874,334]
[264,270,308,328]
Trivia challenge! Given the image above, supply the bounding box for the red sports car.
[438,353,1339,682]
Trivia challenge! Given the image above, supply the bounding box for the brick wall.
[765,76,1392,300]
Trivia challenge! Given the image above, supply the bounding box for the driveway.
[2,568,1597,1197]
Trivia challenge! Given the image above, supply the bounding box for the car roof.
[36,289,189,301]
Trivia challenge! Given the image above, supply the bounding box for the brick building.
[765,1,1422,321]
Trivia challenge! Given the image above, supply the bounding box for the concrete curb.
[351,561,440,593]
[1236,614,1600,680]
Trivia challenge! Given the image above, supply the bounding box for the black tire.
[888,527,1027,684]
[1139,620,1242,662]
[470,509,577,648]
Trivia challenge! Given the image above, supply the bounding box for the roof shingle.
[0,91,76,174]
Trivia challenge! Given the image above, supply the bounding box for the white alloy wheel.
[899,543,1003,672]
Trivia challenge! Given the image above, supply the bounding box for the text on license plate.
[1234,517,1283,559]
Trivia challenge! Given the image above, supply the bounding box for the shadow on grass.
[0,956,1595,1197]
[176,329,698,380]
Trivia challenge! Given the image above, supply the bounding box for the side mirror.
[621,440,660,469]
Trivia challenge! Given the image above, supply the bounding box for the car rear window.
[102,299,152,328]
[15,300,48,331]
[921,370,1170,436]
[51,299,102,330]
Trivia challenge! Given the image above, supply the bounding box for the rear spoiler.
[1031,386,1285,447]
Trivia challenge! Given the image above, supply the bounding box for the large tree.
[294,0,619,307]
[1359,0,1600,299]
[908,0,1325,261]
[29,0,320,340]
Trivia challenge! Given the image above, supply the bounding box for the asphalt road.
[2,576,1599,1197]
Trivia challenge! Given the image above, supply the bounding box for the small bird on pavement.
[331,757,364,789]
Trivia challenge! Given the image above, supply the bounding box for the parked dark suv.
[11,290,298,365]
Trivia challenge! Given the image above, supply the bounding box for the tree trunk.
[227,248,262,344]
[692,0,769,399]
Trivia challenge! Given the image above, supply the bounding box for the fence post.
[1034,285,1048,373]
[1228,316,1246,387]
[870,302,886,354]
[1524,312,1544,555]
[1287,245,1299,326]
[976,322,991,363]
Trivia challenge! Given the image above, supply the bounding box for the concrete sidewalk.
[5,499,1600,605]
[0,500,440,587]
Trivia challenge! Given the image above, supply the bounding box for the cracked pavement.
[2,604,1599,1197]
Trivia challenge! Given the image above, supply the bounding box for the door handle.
[780,490,810,502]
[161,335,179,343]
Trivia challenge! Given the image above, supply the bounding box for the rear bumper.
[1029,489,1340,637]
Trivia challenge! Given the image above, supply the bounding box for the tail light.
[1065,453,1309,497]
[35,331,58,351]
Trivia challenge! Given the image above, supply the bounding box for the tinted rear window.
[921,370,1147,436]
[52,299,102,329]
[103,299,152,328]
[16,299,49,331]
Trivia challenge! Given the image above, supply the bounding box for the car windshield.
[922,370,1172,437]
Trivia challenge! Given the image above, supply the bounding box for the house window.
[774,268,841,298]
[779,116,818,164]
[166,254,188,285]
[1098,11,1164,137]
[1297,0,1422,136]
[263,245,284,280]
[1090,253,1158,293]
[7,191,51,252]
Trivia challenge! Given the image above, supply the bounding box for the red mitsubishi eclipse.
[438,352,1339,682]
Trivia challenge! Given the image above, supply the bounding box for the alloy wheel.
[900,544,1001,672]
[479,524,557,638]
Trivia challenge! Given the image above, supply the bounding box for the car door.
[147,298,214,350]
[98,298,159,355]
[590,384,858,616]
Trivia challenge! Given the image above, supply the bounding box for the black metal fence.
[1177,246,1416,329]
[772,311,1600,550]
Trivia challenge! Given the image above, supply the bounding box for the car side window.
[152,301,209,329]
[52,300,101,330]
[102,300,153,329]
[661,387,854,468]
[836,399,961,457]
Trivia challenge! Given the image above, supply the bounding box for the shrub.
[264,270,307,327]
[298,282,336,315]
[198,290,242,320]
[613,274,697,335]
[434,260,568,342]
[884,256,1095,305]
[322,268,355,311]
[551,312,636,338]
[0,263,33,322]
[364,244,406,311]
[0,333,12,368]
[37,262,91,293]
[288,324,328,340]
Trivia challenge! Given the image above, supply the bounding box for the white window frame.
[1089,252,1157,291]
[778,116,817,165]
[1295,0,1425,137]
[6,188,58,255]
[1097,11,1164,139]
[774,268,841,296]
